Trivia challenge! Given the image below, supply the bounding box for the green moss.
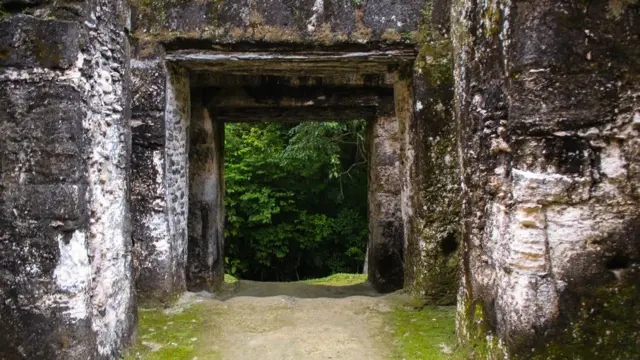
[532,285,640,360]
[32,40,64,68]
[389,300,471,359]
[0,5,9,20]
[414,2,454,88]
[131,0,208,34]
[405,1,460,306]
[482,6,501,37]
[459,285,640,359]
[0,45,10,61]
[608,0,639,19]
[126,303,222,360]
[302,273,368,286]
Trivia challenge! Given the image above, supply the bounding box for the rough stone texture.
[0,15,80,69]
[129,0,418,300]
[131,0,427,48]
[453,0,640,357]
[131,57,172,302]
[400,0,460,305]
[165,65,191,298]
[187,90,225,291]
[368,102,405,293]
[5,0,637,358]
[131,57,191,304]
[0,0,135,358]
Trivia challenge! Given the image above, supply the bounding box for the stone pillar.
[400,0,460,305]
[368,101,404,293]
[453,0,640,357]
[131,57,190,304]
[187,91,225,291]
[0,1,135,358]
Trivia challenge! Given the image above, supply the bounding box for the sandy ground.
[188,280,396,360]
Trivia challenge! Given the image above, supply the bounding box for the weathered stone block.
[0,15,80,70]
[453,0,640,357]
[0,0,51,5]
[363,0,426,33]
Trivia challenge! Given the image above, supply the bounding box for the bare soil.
[190,280,397,360]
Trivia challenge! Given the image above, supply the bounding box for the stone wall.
[3,0,637,358]
[187,90,225,290]
[368,101,405,292]
[131,0,427,47]
[0,0,135,358]
[131,57,191,304]
[129,0,434,301]
[400,0,461,305]
[452,0,640,357]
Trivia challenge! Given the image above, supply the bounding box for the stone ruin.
[0,0,638,358]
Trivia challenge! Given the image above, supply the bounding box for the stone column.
[131,57,190,304]
[0,0,135,358]
[453,0,640,357]
[400,0,461,305]
[187,91,225,291]
[367,101,404,293]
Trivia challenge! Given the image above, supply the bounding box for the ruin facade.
[0,0,637,358]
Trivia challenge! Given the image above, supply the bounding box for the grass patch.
[224,273,239,284]
[391,303,470,360]
[126,303,220,360]
[302,273,368,286]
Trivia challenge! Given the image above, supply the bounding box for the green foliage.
[0,5,10,20]
[224,121,369,281]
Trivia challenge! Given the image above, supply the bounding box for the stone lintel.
[166,49,416,76]
[202,86,393,109]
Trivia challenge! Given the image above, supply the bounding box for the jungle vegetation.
[224,120,369,281]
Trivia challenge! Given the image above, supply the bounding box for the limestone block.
[0,15,80,70]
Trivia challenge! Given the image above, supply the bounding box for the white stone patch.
[53,231,91,321]
[307,0,324,33]
[152,150,164,189]
[507,205,547,274]
[546,205,625,278]
[600,143,627,179]
[131,59,161,69]
[415,101,424,112]
[131,119,145,127]
[511,169,587,204]
[484,202,511,269]
[632,110,640,128]
[496,274,559,338]
[146,213,171,261]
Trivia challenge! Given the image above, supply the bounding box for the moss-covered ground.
[125,302,222,360]
[126,274,472,359]
[302,273,368,286]
[389,300,471,360]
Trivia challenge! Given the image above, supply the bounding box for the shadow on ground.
[216,279,381,300]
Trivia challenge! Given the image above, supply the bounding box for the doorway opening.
[223,119,369,282]
[165,49,414,293]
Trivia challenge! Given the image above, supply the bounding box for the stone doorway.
[131,48,416,302]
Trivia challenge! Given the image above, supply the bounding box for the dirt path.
[193,280,396,360]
